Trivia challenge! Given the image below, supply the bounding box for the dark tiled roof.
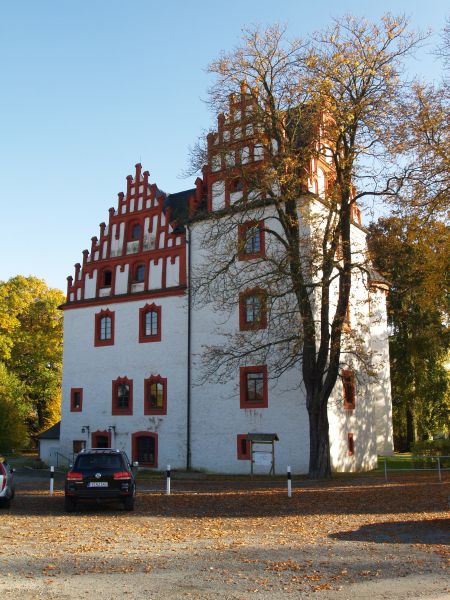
[164,189,195,231]
[38,421,60,440]
[368,268,390,287]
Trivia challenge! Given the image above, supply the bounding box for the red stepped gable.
[64,164,191,308]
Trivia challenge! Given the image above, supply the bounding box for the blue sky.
[0,0,448,291]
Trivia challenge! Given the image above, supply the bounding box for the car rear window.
[76,454,123,470]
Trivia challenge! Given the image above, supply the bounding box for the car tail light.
[66,471,83,481]
[0,463,6,491]
[113,471,131,480]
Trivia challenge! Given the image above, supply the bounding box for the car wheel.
[0,497,11,509]
[64,497,77,512]
[123,496,134,511]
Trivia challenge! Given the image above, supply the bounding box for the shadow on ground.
[330,518,449,545]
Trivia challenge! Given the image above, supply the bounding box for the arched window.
[139,303,162,343]
[94,309,115,346]
[112,377,133,415]
[144,375,167,415]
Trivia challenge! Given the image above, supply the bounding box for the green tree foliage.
[0,363,28,452]
[0,276,65,440]
[368,217,449,448]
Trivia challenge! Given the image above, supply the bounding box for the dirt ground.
[0,470,448,599]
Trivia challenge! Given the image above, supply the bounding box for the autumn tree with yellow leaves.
[0,276,64,448]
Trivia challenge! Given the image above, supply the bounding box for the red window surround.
[70,388,83,412]
[144,375,167,415]
[112,376,133,416]
[139,303,162,343]
[91,430,111,448]
[343,302,351,332]
[94,309,115,347]
[238,220,265,260]
[132,431,158,468]
[240,365,268,409]
[347,433,355,456]
[237,434,251,460]
[239,288,267,331]
[342,370,356,410]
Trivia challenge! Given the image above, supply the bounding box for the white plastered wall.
[59,294,188,468]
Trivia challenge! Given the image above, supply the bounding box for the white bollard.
[166,464,171,495]
[287,465,292,498]
[50,465,54,496]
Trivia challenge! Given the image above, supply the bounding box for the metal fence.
[380,455,450,482]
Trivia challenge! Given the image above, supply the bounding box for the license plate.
[87,481,108,487]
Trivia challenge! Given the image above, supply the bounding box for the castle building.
[54,90,394,473]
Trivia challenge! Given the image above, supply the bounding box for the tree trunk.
[406,402,416,451]
[308,397,332,478]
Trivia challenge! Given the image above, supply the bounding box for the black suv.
[64,448,137,512]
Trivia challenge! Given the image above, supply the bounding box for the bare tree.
[191,17,426,478]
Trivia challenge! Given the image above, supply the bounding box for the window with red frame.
[144,375,167,415]
[238,221,265,259]
[91,430,111,448]
[112,377,133,415]
[130,222,141,241]
[347,433,355,456]
[240,366,268,409]
[139,303,162,343]
[102,269,112,286]
[94,310,114,346]
[237,434,251,460]
[132,432,157,467]
[342,370,356,409]
[239,289,267,330]
[134,263,145,283]
[70,388,83,412]
[230,178,244,193]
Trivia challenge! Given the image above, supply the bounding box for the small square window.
[237,434,251,460]
[73,440,86,454]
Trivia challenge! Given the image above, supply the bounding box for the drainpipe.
[186,224,192,470]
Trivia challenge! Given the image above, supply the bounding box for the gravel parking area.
[0,471,448,599]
